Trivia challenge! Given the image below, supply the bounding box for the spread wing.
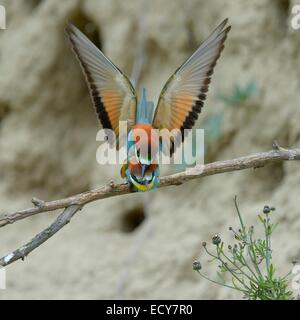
[152,19,230,153]
[65,22,137,144]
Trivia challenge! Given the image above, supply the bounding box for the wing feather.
[65,22,137,144]
[153,19,231,152]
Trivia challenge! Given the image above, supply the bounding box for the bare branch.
[1,144,299,229]
[0,205,81,267]
[0,143,299,267]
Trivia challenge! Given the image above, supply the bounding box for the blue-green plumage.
[123,88,160,191]
[136,88,155,124]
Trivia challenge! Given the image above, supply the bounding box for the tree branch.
[0,143,299,267]
[1,144,299,229]
[0,205,81,267]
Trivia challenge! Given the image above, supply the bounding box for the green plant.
[202,80,258,149]
[193,197,294,300]
[217,80,257,107]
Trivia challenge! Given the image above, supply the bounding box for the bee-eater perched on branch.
[66,19,231,191]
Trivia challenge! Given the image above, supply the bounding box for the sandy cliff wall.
[0,0,299,299]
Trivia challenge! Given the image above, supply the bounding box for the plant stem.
[264,216,271,275]
[196,270,248,294]
[221,250,256,284]
[234,196,246,234]
[248,232,264,281]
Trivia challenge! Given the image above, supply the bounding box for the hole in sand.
[121,206,146,232]
[0,102,11,124]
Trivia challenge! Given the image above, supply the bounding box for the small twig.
[31,197,45,208]
[109,180,115,189]
[272,140,281,151]
[0,205,81,267]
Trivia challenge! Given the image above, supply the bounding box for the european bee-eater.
[66,19,230,191]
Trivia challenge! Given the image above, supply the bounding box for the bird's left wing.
[66,22,137,145]
[152,19,230,153]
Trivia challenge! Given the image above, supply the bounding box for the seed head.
[263,205,271,214]
[193,260,202,271]
[212,235,221,245]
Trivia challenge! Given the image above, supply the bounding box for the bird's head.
[128,124,159,166]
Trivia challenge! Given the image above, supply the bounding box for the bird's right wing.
[66,22,137,144]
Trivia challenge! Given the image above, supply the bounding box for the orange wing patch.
[102,90,122,130]
[170,94,196,129]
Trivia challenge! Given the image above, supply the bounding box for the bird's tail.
[136,88,155,124]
